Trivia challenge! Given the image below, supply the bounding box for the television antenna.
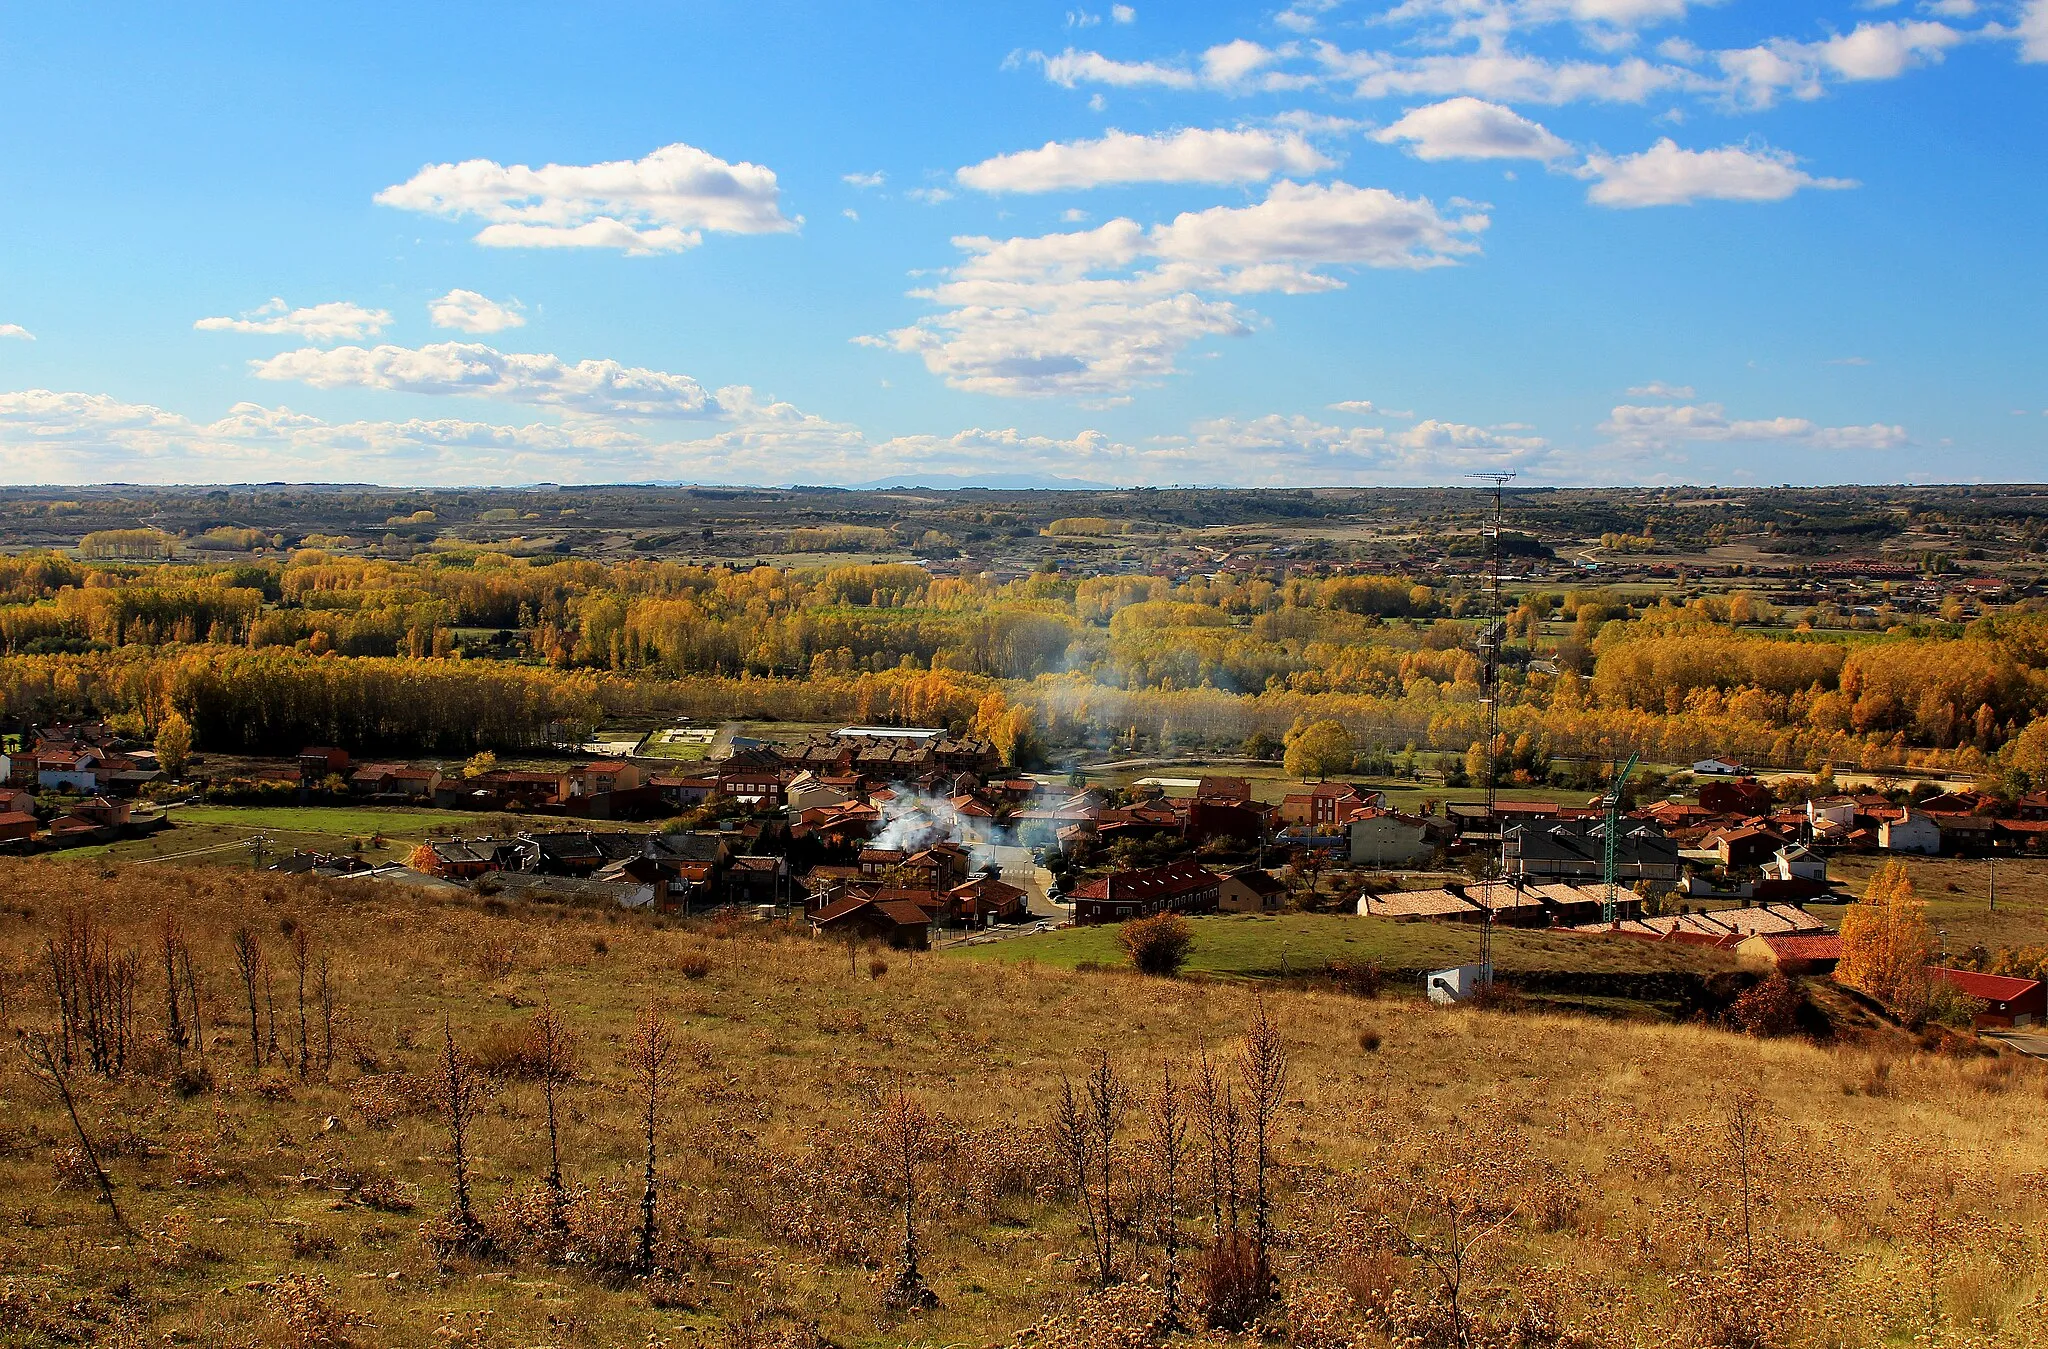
[1467,471,1516,987]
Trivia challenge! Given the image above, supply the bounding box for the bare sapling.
[316,952,333,1076]
[878,1087,939,1311]
[158,913,187,1063]
[1239,995,1288,1276]
[17,1029,127,1234]
[1194,1044,1245,1243]
[1148,1064,1190,1333]
[291,925,310,1081]
[230,926,262,1070]
[437,1015,491,1256]
[627,1002,678,1278]
[1052,1052,1129,1289]
[527,1002,579,1241]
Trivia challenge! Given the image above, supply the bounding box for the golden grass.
[0,855,2043,1347]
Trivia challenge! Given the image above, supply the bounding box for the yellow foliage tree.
[1283,719,1354,781]
[1837,860,1932,1018]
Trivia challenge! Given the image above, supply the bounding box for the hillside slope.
[0,857,2039,1348]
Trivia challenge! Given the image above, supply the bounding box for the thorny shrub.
[348,1070,437,1128]
[1727,975,1804,1038]
[1118,912,1194,976]
[272,1272,359,1348]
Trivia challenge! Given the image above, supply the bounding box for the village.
[9,714,2045,1034]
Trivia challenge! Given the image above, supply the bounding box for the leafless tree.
[626,1003,678,1277]
[438,1015,489,1254]
[45,908,137,1076]
[1724,1090,1764,1276]
[316,953,333,1076]
[1194,1043,1244,1241]
[526,1002,579,1238]
[158,913,188,1062]
[1053,1052,1129,1289]
[230,926,262,1070]
[291,925,311,1081]
[878,1088,939,1310]
[1148,1064,1190,1332]
[1239,995,1288,1272]
[17,1029,126,1234]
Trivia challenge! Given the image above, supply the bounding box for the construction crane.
[1601,753,1640,925]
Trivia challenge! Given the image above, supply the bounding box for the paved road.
[1984,1031,2048,1060]
[987,844,1067,921]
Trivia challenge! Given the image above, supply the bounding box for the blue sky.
[0,0,2043,488]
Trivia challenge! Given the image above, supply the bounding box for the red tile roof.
[1932,967,2042,1004]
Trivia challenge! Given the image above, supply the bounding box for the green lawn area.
[955,911,1736,983]
[66,803,562,868]
[1829,853,2048,956]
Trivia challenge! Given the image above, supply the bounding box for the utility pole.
[1989,854,1996,914]
[1467,471,1515,988]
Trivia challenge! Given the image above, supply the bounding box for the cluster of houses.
[0,722,165,850]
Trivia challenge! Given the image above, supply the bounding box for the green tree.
[154,710,193,779]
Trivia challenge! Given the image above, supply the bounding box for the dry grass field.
[0,855,2043,1348]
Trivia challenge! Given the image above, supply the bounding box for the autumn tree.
[1283,719,1354,781]
[154,710,193,779]
[1838,860,1933,1019]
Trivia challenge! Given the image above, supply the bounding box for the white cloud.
[1160,412,1552,480]
[2023,0,2048,61]
[958,126,1334,192]
[844,208,860,221]
[0,324,32,341]
[1601,401,1906,449]
[1112,4,1136,22]
[1033,40,1310,93]
[1329,399,1417,417]
[1714,21,1964,106]
[427,289,526,334]
[907,187,955,204]
[1036,47,1199,89]
[843,171,886,189]
[1316,41,1694,103]
[250,341,726,420]
[1586,138,1855,206]
[1626,380,1695,397]
[1373,97,1574,160]
[868,181,1486,397]
[374,141,795,255]
[194,298,390,343]
[0,379,1564,488]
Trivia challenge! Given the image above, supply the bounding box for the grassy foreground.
[0,856,2041,1348]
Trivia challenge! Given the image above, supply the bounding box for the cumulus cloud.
[1714,21,1965,106]
[1316,42,1693,104]
[250,341,726,420]
[959,127,1334,192]
[1601,401,1906,449]
[375,142,796,255]
[428,289,526,334]
[1112,4,1136,21]
[1586,139,1855,206]
[843,171,886,189]
[0,324,32,341]
[194,298,390,343]
[867,181,1486,397]
[2023,0,2048,61]
[1626,381,1695,398]
[1033,39,1310,93]
[1157,412,1552,480]
[1373,97,1574,160]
